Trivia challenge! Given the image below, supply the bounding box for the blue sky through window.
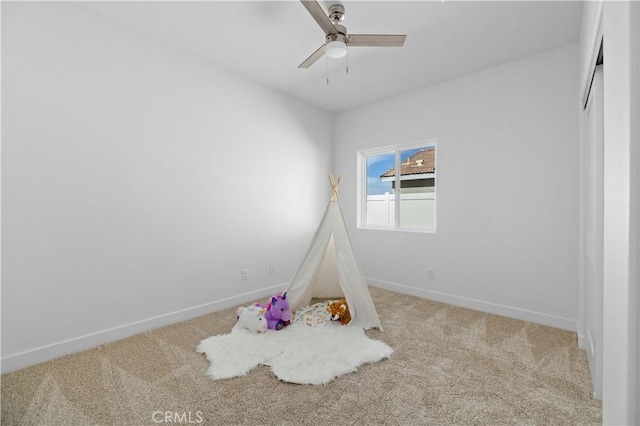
[366,153,393,196]
[366,147,429,196]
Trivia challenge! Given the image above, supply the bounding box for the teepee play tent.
[284,174,383,330]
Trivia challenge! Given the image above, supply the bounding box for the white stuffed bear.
[233,305,268,334]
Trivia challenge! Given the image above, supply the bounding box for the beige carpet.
[1,287,601,425]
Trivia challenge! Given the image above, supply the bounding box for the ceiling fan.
[298,0,407,68]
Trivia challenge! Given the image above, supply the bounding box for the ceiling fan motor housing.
[326,23,348,45]
[326,33,348,44]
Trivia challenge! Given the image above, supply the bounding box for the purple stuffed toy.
[255,293,292,330]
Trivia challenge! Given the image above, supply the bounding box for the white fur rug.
[196,322,393,385]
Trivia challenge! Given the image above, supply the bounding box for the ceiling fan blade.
[300,0,336,35]
[298,44,326,68]
[347,34,407,47]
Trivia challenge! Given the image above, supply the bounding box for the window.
[357,140,436,232]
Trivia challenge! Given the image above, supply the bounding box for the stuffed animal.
[327,298,351,325]
[233,305,268,334]
[255,293,292,330]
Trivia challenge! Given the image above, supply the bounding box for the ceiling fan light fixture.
[325,40,347,59]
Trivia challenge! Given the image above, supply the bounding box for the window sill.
[357,225,436,234]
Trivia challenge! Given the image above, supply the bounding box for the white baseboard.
[1,284,287,374]
[3,279,580,373]
[367,278,578,332]
[577,333,586,350]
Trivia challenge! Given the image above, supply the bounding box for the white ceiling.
[79,1,583,113]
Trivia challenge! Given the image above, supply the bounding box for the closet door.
[584,64,604,400]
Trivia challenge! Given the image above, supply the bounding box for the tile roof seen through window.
[380,148,435,179]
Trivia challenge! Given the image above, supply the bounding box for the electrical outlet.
[427,269,435,279]
[241,269,249,281]
[269,264,276,275]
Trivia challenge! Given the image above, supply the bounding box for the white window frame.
[357,139,437,233]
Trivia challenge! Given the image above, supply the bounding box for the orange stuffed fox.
[327,298,351,325]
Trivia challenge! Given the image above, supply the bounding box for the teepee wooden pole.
[329,173,343,202]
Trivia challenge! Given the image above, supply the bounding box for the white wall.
[1,2,333,372]
[334,44,580,330]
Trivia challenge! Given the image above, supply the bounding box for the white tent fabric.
[284,197,383,331]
